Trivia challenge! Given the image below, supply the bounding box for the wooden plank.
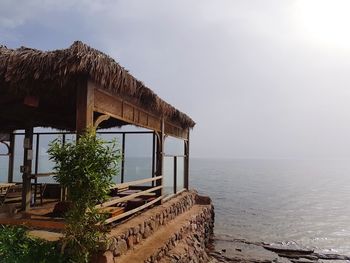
[122,103,134,121]
[165,122,177,137]
[96,185,162,209]
[139,111,148,126]
[134,108,139,123]
[94,88,123,116]
[148,116,161,131]
[99,207,125,218]
[110,176,162,190]
[0,218,65,230]
[105,195,163,224]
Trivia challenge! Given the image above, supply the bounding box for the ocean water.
[2,153,350,255]
[190,158,350,255]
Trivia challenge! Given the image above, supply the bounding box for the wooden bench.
[4,184,22,204]
[1,183,47,206]
[0,183,15,206]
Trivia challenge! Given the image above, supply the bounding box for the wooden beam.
[164,122,189,140]
[21,127,33,211]
[0,105,75,131]
[184,129,190,190]
[94,89,161,131]
[93,86,189,139]
[0,95,21,109]
[76,80,94,135]
[155,119,165,200]
[7,134,15,183]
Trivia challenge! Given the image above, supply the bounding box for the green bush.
[0,225,67,263]
[48,129,120,262]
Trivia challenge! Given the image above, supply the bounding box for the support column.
[184,129,190,190]
[76,80,94,136]
[121,133,126,183]
[173,156,177,194]
[68,80,94,200]
[155,118,165,199]
[151,132,156,187]
[7,133,15,183]
[21,127,33,211]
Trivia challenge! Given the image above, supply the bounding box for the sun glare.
[296,0,350,49]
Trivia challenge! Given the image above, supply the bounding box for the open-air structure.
[0,41,195,228]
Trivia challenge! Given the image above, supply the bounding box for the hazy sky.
[2,0,350,159]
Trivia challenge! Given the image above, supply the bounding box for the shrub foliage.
[48,129,120,262]
[0,225,67,263]
[0,130,120,263]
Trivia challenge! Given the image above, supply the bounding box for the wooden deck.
[0,199,65,230]
[0,177,163,231]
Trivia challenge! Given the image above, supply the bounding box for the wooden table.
[0,183,15,194]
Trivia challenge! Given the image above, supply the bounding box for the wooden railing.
[104,195,163,224]
[26,173,164,224]
[96,176,163,224]
[8,130,156,186]
[32,173,56,178]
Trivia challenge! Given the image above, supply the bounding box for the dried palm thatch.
[0,41,195,130]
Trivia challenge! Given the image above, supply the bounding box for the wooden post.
[76,80,94,136]
[173,156,177,194]
[33,133,40,205]
[151,132,156,187]
[155,118,165,199]
[184,129,190,190]
[21,127,33,211]
[72,80,94,200]
[7,133,15,183]
[121,133,126,183]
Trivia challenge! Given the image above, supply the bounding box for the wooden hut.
[0,41,194,226]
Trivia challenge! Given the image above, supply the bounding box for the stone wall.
[153,205,214,263]
[96,191,214,263]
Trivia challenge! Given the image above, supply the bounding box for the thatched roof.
[0,41,195,131]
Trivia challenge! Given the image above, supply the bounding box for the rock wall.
[96,191,214,263]
[156,205,215,263]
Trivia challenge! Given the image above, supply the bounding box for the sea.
[190,158,350,255]
[1,152,350,255]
